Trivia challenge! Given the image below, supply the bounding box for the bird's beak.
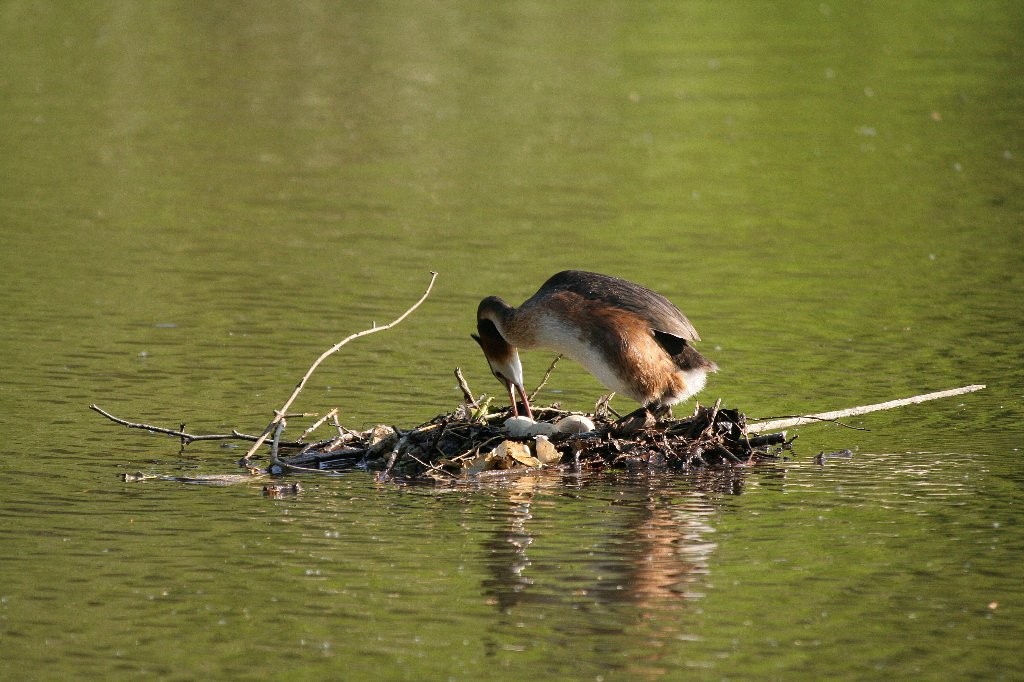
[473,330,533,419]
[507,380,533,420]
[496,369,533,420]
[502,379,519,416]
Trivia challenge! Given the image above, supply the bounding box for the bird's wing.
[534,270,701,341]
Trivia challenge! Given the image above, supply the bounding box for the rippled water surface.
[1,2,1022,679]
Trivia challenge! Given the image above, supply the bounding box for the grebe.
[472,270,718,419]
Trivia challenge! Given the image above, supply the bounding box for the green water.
[1,2,1022,679]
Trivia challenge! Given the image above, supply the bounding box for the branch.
[270,419,286,466]
[299,408,339,440]
[746,384,986,434]
[241,271,439,462]
[89,404,279,444]
[454,367,478,407]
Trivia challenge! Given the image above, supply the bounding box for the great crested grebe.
[472,270,718,420]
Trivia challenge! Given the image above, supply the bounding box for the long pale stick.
[242,271,438,461]
[746,384,986,434]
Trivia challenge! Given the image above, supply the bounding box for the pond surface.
[1,2,1022,679]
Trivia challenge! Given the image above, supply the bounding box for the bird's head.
[472,296,531,418]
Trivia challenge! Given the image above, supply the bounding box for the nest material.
[278,400,789,482]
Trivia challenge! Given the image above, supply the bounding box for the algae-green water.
[1,3,1021,679]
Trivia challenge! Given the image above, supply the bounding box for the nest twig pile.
[275,398,790,482]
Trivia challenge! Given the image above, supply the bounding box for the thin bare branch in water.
[300,408,338,441]
[242,271,438,462]
[89,404,284,444]
[329,411,349,439]
[746,384,986,434]
[270,419,286,466]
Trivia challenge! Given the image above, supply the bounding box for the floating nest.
[275,399,791,483]
[92,272,983,489]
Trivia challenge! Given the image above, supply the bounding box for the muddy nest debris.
[276,399,790,482]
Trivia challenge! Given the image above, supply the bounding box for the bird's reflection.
[480,466,757,616]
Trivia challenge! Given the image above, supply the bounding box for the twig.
[699,398,723,439]
[329,412,348,439]
[89,404,287,444]
[270,419,286,466]
[407,451,455,479]
[90,404,205,441]
[270,458,347,476]
[594,392,616,420]
[242,271,438,462]
[377,433,410,482]
[750,414,866,432]
[299,408,338,441]
[231,429,275,442]
[529,354,563,402]
[746,384,986,434]
[454,367,478,407]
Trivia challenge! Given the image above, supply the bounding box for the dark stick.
[91,405,249,443]
[89,404,304,448]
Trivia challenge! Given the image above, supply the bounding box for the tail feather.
[653,329,718,372]
[675,343,718,372]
